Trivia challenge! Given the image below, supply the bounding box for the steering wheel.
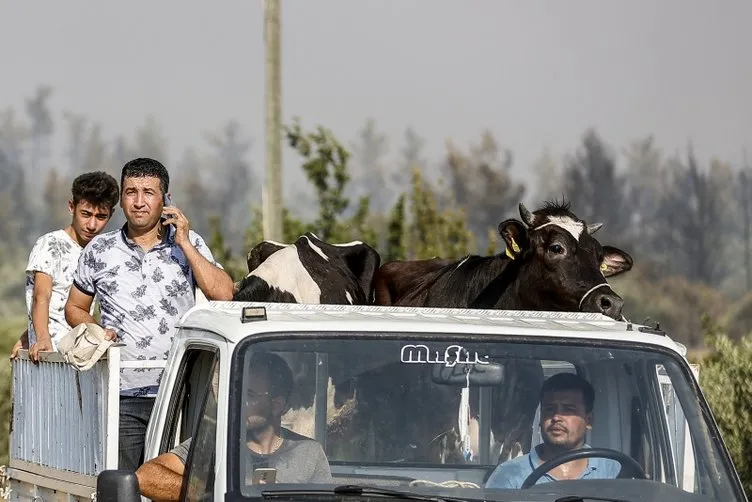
[520,447,646,489]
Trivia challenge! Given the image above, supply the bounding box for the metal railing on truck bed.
[4,347,166,500]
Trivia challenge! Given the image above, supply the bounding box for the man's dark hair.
[120,157,170,195]
[248,352,294,401]
[71,171,119,210]
[540,372,595,413]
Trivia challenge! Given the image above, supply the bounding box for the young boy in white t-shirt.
[10,171,120,362]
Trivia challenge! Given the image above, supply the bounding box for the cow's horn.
[519,203,535,227]
[587,222,603,234]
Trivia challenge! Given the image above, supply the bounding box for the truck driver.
[484,372,621,488]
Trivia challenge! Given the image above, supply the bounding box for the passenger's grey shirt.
[72,223,222,397]
[171,428,332,484]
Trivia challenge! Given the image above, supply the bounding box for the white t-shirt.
[25,229,84,348]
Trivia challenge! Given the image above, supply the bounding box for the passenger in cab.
[135,352,331,501]
[485,372,620,489]
[64,157,235,471]
[10,171,119,362]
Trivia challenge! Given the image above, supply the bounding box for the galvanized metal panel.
[10,354,109,476]
[10,348,167,479]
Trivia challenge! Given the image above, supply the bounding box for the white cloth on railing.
[56,323,115,371]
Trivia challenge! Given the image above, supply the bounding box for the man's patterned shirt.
[72,223,223,397]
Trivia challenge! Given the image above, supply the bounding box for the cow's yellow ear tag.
[600,262,608,272]
[505,238,520,260]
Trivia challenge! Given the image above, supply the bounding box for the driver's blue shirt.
[484,444,621,489]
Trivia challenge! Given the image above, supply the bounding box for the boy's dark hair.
[120,157,170,195]
[71,171,120,210]
[540,372,595,413]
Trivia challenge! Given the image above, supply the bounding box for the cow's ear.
[600,246,633,277]
[498,219,529,260]
[247,241,286,273]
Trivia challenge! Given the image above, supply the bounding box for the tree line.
[2,85,752,344]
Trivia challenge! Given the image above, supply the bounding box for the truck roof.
[176,301,687,357]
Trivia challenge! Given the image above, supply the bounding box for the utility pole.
[263,0,283,241]
[743,148,751,292]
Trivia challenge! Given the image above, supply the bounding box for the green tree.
[25,85,54,179]
[349,118,390,213]
[135,115,168,162]
[43,167,71,231]
[283,118,374,245]
[386,194,406,262]
[443,131,525,247]
[561,129,629,243]
[699,316,752,495]
[284,118,351,241]
[204,120,255,253]
[243,205,314,257]
[407,167,475,260]
[206,216,246,281]
[62,111,88,171]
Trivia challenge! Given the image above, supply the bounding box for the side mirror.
[97,470,141,502]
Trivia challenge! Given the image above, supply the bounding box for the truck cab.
[4,302,747,502]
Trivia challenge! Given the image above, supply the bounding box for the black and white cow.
[374,200,633,319]
[232,233,385,459]
[233,232,381,305]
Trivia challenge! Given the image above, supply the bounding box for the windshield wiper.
[554,496,630,502]
[261,484,473,502]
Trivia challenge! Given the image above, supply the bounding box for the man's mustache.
[546,424,568,434]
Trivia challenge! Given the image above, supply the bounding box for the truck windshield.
[226,333,742,501]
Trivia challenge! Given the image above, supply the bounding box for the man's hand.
[161,206,190,248]
[104,327,118,342]
[29,337,53,363]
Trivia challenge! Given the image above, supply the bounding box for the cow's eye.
[548,244,564,254]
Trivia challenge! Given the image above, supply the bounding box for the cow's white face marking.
[345,291,354,304]
[536,216,585,241]
[248,246,322,303]
[302,235,329,261]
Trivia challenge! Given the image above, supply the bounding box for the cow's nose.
[595,292,624,320]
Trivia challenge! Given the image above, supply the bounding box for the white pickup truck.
[1,302,747,502]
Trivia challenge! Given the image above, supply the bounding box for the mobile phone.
[252,467,277,485]
[161,193,173,228]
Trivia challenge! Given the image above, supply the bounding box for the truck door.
[151,343,221,502]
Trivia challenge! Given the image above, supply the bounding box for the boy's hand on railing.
[10,339,23,360]
[10,330,29,360]
[29,339,53,363]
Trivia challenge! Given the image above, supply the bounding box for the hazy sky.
[2,0,751,189]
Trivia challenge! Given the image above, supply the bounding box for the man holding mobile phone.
[64,157,235,471]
